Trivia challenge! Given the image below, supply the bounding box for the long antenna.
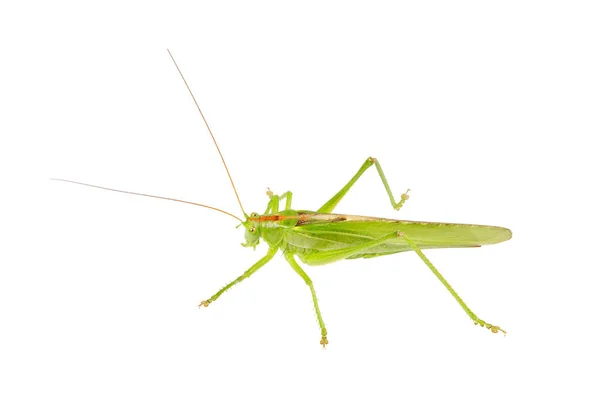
[167,49,248,218]
[52,179,243,222]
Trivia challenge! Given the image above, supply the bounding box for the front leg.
[199,246,278,307]
[317,157,410,213]
[264,189,293,214]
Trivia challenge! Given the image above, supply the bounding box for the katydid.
[54,50,511,348]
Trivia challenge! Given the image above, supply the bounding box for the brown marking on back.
[259,215,283,222]
[296,213,347,226]
[248,214,301,223]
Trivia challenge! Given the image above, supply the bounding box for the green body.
[267,212,511,265]
[216,157,512,346]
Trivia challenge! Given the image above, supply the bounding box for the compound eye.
[249,227,256,233]
[250,212,259,218]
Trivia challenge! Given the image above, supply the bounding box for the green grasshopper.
[55,51,511,347]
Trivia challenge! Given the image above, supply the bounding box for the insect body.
[201,156,511,347]
[55,51,511,347]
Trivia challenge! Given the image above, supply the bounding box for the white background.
[2,1,599,399]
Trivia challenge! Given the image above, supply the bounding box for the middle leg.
[317,157,410,213]
[284,252,329,348]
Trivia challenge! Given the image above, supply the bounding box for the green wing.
[283,212,512,260]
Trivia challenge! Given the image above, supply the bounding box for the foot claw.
[394,189,411,210]
[198,300,211,308]
[320,336,329,349]
[489,325,507,335]
[475,320,506,336]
